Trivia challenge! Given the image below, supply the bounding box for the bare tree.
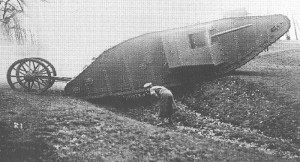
[0,0,47,44]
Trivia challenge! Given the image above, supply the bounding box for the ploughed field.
[1,41,300,161]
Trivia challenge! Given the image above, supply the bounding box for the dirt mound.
[1,88,297,161]
[178,76,300,156]
[98,75,300,158]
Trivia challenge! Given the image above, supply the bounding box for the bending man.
[144,83,176,125]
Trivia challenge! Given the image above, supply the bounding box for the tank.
[64,14,290,99]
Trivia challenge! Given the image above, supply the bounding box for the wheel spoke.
[23,80,28,87]
[29,61,34,72]
[39,68,47,73]
[20,65,26,71]
[17,79,25,84]
[23,62,30,70]
[36,64,41,71]
[18,78,25,83]
[18,70,26,75]
[28,62,33,72]
[37,72,48,76]
[21,64,29,72]
[32,82,38,90]
[30,81,34,89]
[31,61,35,70]
[38,82,46,88]
[39,77,49,82]
[41,79,49,86]
[12,81,21,85]
[30,61,34,71]
[33,62,37,71]
[29,61,31,70]
[36,80,41,89]
[10,75,25,78]
[32,81,39,89]
[35,75,49,78]
[36,79,47,87]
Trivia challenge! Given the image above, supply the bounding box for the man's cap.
[143,82,152,88]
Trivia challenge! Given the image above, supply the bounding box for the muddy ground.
[1,41,300,161]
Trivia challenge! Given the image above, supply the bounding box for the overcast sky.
[25,0,298,52]
[1,0,299,80]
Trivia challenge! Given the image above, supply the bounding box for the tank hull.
[64,14,290,99]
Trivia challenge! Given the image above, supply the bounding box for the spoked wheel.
[7,58,52,94]
[31,57,57,87]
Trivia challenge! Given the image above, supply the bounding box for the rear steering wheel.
[7,58,52,94]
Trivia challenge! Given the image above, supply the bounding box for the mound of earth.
[99,75,300,159]
[1,88,298,162]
